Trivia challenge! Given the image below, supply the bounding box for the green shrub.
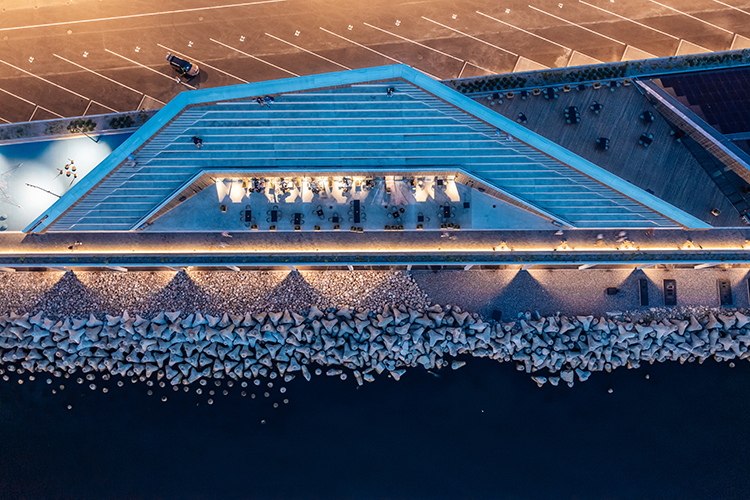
[67,118,96,133]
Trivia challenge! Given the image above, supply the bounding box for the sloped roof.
[25,64,710,232]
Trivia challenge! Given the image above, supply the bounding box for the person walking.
[191,136,203,149]
[264,96,274,105]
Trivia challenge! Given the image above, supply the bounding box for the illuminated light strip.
[648,0,734,35]
[105,49,197,90]
[210,38,300,77]
[0,244,747,255]
[264,33,351,70]
[475,11,572,51]
[0,56,117,113]
[0,0,286,32]
[156,43,249,83]
[528,5,627,45]
[577,1,680,40]
[421,16,519,56]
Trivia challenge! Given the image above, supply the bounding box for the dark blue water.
[1,358,749,499]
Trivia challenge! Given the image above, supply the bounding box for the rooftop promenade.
[1,228,749,269]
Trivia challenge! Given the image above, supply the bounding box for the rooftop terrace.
[475,82,739,227]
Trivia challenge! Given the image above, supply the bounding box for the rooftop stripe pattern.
[30,65,701,232]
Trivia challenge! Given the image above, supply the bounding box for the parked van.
[166,53,199,77]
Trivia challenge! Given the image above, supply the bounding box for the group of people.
[256,96,275,107]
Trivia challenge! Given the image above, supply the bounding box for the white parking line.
[105,48,197,90]
[362,22,497,74]
[712,0,750,17]
[528,5,626,45]
[578,1,679,40]
[210,38,300,77]
[475,11,572,51]
[421,17,519,56]
[0,116,10,124]
[363,23,458,62]
[157,43,249,83]
[648,0,734,35]
[0,86,64,118]
[318,27,442,79]
[265,33,351,70]
[53,54,151,96]
[0,0,286,33]
[0,56,118,113]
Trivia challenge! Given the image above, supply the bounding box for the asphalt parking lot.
[0,0,749,123]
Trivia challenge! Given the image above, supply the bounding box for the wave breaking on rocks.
[1,306,749,388]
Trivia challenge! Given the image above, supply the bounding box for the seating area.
[146,174,493,232]
[473,81,738,227]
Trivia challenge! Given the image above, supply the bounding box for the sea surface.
[1,358,749,499]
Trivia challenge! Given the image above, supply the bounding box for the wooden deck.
[476,84,739,227]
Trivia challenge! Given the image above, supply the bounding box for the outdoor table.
[443,205,451,219]
[270,210,278,223]
[293,213,302,225]
[316,208,324,218]
[353,200,361,224]
[331,215,340,223]
[639,134,653,147]
[244,210,252,223]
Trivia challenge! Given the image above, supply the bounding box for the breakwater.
[1,305,749,388]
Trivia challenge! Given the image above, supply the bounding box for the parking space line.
[362,23,458,62]
[157,43,249,83]
[648,0,734,34]
[53,54,151,96]
[0,86,64,118]
[0,116,10,124]
[421,17,519,57]
[105,48,197,90]
[210,38,300,77]
[265,33,351,70]
[0,56,117,113]
[0,0,286,33]
[0,56,91,100]
[528,5,627,45]
[318,27,442,79]
[578,1,679,40]
[712,0,750,17]
[475,11,572,51]
[362,22,497,74]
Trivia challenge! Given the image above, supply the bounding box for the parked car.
[166,53,199,77]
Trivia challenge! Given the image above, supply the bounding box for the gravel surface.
[0,270,429,319]
[0,267,748,320]
[412,267,750,318]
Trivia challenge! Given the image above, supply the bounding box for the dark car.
[166,53,199,77]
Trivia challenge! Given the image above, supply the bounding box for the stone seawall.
[1,306,748,388]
